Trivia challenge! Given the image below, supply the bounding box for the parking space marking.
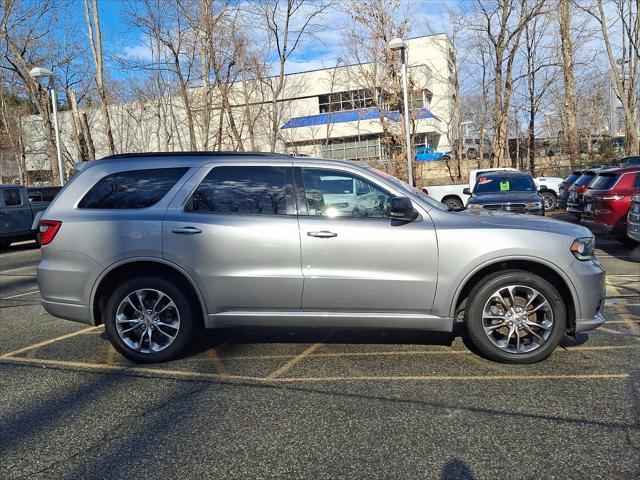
[0,355,631,384]
[266,342,324,379]
[1,289,40,300]
[275,373,631,383]
[207,339,232,378]
[0,326,102,359]
[0,265,36,274]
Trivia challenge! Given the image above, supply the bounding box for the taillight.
[577,186,588,194]
[602,195,626,201]
[38,220,62,245]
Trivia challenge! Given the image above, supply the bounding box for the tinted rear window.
[589,174,619,191]
[564,172,581,185]
[574,173,595,187]
[79,168,188,209]
[187,166,292,215]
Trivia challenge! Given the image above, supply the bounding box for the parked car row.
[558,165,640,245]
[0,185,61,248]
[422,167,562,210]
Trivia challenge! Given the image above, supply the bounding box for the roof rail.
[100,151,292,160]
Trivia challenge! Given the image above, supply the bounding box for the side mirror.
[539,185,548,191]
[389,196,418,222]
[463,187,471,195]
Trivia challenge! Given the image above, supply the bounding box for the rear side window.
[79,168,188,209]
[28,190,43,202]
[187,166,293,215]
[589,174,619,191]
[42,188,60,202]
[3,189,22,206]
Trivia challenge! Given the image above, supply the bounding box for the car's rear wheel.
[465,270,565,363]
[104,275,197,363]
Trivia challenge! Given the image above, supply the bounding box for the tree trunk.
[559,0,580,166]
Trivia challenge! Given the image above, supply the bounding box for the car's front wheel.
[541,191,557,211]
[465,270,565,363]
[104,275,197,363]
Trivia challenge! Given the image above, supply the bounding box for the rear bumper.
[41,298,94,325]
[575,313,605,333]
[566,202,582,214]
[581,219,626,237]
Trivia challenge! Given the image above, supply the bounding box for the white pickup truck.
[421,167,563,210]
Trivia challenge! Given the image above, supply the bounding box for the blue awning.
[281,107,437,129]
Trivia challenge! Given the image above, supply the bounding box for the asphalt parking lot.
[1,214,639,479]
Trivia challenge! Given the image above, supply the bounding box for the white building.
[21,33,454,177]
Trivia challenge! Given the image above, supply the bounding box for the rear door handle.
[172,227,202,235]
[307,230,337,238]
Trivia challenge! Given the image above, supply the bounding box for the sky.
[90,0,458,78]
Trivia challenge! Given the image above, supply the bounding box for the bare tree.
[258,0,334,153]
[474,0,546,167]
[577,0,639,154]
[559,0,580,166]
[84,0,115,155]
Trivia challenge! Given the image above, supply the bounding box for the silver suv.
[37,153,606,364]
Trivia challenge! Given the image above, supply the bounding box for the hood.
[462,208,593,236]
[467,192,541,205]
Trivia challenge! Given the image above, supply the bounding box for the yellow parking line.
[0,355,631,384]
[274,373,631,383]
[0,326,102,359]
[207,339,231,378]
[266,342,324,379]
[1,289,40,300]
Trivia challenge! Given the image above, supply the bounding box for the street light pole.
[29,67,65,186]
[389,38,413,186]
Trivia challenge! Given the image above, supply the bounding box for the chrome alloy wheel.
[481,285,553,354]
[115,289,180,354]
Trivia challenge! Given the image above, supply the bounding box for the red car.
[581,166,640,245]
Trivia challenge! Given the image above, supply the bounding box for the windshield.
[366,167,449,211]
[473,175,536,194]
[589,174,619,191]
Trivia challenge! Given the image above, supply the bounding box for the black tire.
[615,235,638,247]
[103,275,198,363]
[0,240,11,250]
[465,270,566,364]
[541,191,557,211]
[442,196,464,210]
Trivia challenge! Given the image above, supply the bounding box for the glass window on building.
[321,136,381,162]
[318,89,375,113]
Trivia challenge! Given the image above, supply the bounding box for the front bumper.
[568,258,606,334]
[627,212,640,242]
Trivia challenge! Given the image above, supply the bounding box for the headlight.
[570,237,595,260]
[468,204,483,210]
[526,202,542,210]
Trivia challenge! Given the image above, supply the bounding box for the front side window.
[301,168,391,218]
[3,189,22,206]
[187,166,293,215]
[79,168,188,209]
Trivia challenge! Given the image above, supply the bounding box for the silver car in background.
[37,153,606,364]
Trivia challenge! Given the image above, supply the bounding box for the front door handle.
[307,230,337,238]
[172,226,202,235]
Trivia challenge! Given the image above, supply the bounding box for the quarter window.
[188,166,293,215]
[3,189,22,206]
[78,168,188,209]
[301,168,391,218]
